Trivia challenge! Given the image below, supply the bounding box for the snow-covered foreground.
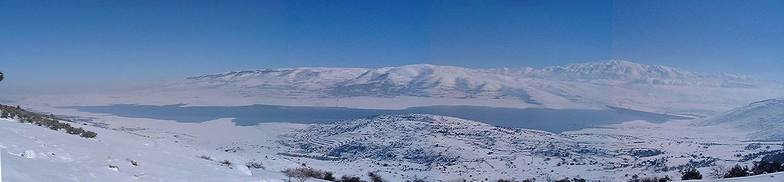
[0,116,306,182]
[685,171,784,182]
[2,93,784,181]
[2,104,782,181]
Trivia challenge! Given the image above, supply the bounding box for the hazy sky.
[1,0,783,93]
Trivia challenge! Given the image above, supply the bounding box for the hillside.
[698,99,784,140]
[0,114,304,181]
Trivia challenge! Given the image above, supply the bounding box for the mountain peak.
[535,60,697,83]
[559,60,678,71]
[599,59,643,66]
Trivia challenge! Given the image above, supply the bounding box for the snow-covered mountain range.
[184,60,758,91]
[164,60,784,115]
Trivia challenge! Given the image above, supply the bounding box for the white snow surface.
[705,172,784,182]
[0,116,305,182]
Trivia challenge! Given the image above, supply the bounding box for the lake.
[69,104,689,133]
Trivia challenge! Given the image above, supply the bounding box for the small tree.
[724,164,750,178]
[368,172,384,182]
[709,165,727,179]
[681,167,702,180]
[245,161,264,169]
[283,168,307,182]
[283,167,323,182]
[81,130,98,138]
[220,160,232,168]
[340,175,364,182]
[323,172,336,181]
[751,161,783,175]
[629,176,671,182]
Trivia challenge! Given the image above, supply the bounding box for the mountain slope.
[698,99,784,140]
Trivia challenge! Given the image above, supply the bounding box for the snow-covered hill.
[698,99,784,140]
[272,114,781,181]
[276,114,611,180]
[0,110,304,181]
[280,114,580,164]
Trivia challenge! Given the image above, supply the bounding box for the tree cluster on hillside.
[751,161,784,175]
[629,175,671,182]
[680,167,702,180]
[724,164,750,178]
[282,166,340,182]
[0,104,97,138]
[554,178,588,182]
[282,166,390,182]
[703,160,784,180]
[367,172,385,182]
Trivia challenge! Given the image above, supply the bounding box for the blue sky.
[1,0,782,93]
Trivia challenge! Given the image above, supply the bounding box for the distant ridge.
[699,98,784,140]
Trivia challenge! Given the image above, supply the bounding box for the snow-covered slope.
[710,172,784,182]
[698,99,784,140]
[0,117,295,182]
[280,114,577,164]
[279,114,724,181]
[685,172,784,182]
[277,114,610,180]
